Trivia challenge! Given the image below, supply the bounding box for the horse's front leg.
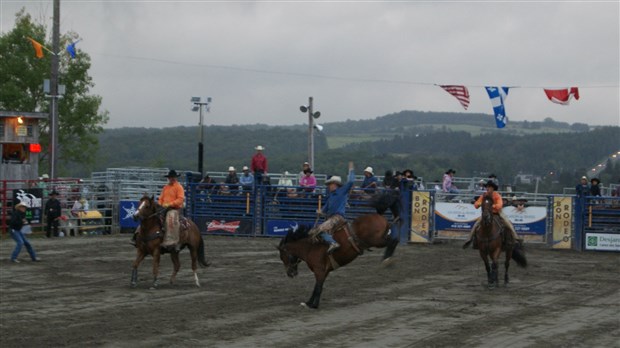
[479,250,491,285]
[151,247,161,289]
[489,249,501,289]
[131,249,147,288]
[170,251,180,285]
[504,251,512,286]
[304,271,328,309]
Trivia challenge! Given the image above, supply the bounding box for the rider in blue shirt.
[316,162,355,254]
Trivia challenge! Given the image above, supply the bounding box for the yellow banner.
[410,191,431,243]
[552,196,573,249]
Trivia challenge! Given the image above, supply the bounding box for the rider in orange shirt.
[159,170,185,251]
[463,180,520,249]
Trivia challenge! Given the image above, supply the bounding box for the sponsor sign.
[585,233,620,251]
[13,189,43,224]
[265,219,303,237]
[552,196,573,249]
[119,200,140,228]
[204,218,252,234]
[410,191,431,243]
[503,206,547,235]
[435,201,547,235]
[435,202,479,232]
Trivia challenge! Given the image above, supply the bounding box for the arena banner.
[203,218,253,235]
[410,191,431,243]
[13,188,43,224]
[435,202,547,236]
[265,219,305,237]
[585,233,620,251]
[119,200,140,228]
[552,196,573,249]
[502,206,547,235]
[434,202,479,232]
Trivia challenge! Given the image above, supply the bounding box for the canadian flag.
[544,87,580,105]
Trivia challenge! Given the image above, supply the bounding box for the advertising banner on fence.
[435,202,479,232]
[265,219,306,237]
[585,233,620,251]
[552,196,573,249]
[204,218,253,235]
[410,191,431,243]
[119,200,140,229]
[502,206,547,235]
[13,188,43,224]
[435,202,547,235]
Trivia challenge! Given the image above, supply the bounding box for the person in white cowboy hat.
[360,166,378,194]
[462,180,521,250]
[159,169,185,251]
[225,166,240,192]
[239,165,254,192]
[298,161,311,185]
[251,145,268,185]
[575,176,591,198]
[313,161,355,254]
[9,202,41,263]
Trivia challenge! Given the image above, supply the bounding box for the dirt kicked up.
[0,234,618,347]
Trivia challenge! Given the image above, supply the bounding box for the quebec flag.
[485,87,510,128]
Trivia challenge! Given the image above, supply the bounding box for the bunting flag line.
[27,37,44,58]
[66,39,81,59]
[439,85,470,110]
[544,87,580,105]
[485,86,510,129]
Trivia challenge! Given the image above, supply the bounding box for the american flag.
[439,85,470,110]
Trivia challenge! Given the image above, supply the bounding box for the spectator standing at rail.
[442,169,459,200]
[225,166,240,192]
[239,166,254,192]
[361,167,378,193]
[44,190,62,238]
[9,203,40,263]
[403,169,417,190]
[575,176,591,198]
[383,170,396,189]
[299,168,317,193]
[251,145,268,186]
[298,162,311,185]
[590,178,601,197]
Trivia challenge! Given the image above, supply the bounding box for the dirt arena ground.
[1,234,618,348]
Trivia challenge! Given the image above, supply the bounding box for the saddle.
[310,221,364,256]
[475,215,513,250]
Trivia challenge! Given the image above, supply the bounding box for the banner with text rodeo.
[410,191,431,243]
[552,196,573,249]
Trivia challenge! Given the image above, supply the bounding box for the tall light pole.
[191,96,212,176]
[49,0,60,179]
[300,97,320,170]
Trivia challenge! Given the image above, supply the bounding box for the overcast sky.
[2,0,619,129]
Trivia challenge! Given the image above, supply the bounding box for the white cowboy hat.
[228,166,236,171]
[255,145,265,151]
[325,176,342,186]
[242,166,249,171]
[41,174,49,179]
[364,167,374,175]
[15,202,27,209]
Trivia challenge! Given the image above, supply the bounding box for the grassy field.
[327,124,575,149]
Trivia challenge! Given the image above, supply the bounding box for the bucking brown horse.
[277,213,396,309]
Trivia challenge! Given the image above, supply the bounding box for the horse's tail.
[511,243,528,268]
[197,234,210,267]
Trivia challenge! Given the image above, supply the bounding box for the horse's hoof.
[130,282,137,288]
[300,302,317,309]
[382,257,396,267]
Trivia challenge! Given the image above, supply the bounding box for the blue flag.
[485,86,510,128]
[66,40,80,59]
